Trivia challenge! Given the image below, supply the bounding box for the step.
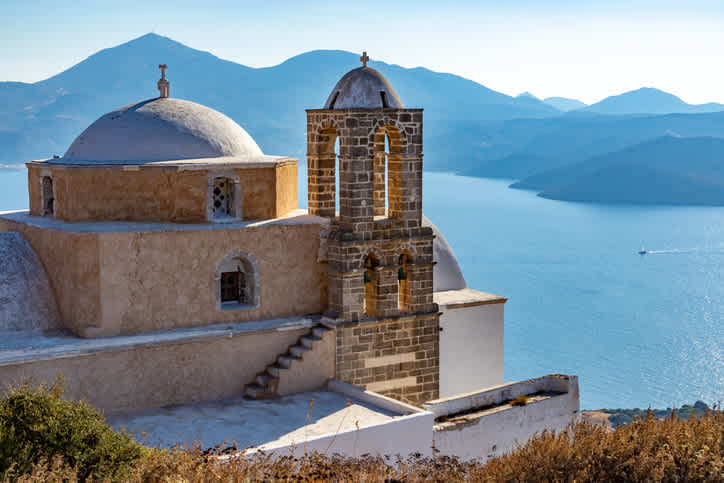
[300,335,322,349]
[278,354,301,368]
[313,326,332,338]
[256,373,276,387]
[267,364,285,378]
[289,345,310,358]
[244,383,268,399]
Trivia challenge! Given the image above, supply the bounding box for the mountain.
[0,33,560,164]
[544,97,587,112]
[449,110,724,177]
[516,136,724,205]
[584,87,724,115]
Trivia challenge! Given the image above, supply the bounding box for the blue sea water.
[1,168,722,410]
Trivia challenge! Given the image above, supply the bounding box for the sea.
[1,167,722,410]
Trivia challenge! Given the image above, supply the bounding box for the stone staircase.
[244,324,334,399]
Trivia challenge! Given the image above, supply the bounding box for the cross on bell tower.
[157,64,169,98]
[360,51,369,68]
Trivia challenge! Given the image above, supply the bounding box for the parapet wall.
[424,374,580,462]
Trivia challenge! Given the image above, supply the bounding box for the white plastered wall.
[436,289,505,398]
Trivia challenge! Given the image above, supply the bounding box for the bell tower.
[307,53,439,405]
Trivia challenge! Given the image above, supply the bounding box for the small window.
[41,176,54,217]
[380,91,389,108]
[213,178,233,219]
[220,270,248,304]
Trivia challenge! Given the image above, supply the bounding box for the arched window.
[41,176,54,217]
[398,252,413,313]
[373,126,403,218]
[363,253,380,317]
[215,251,259,310]
[207,173,241,222]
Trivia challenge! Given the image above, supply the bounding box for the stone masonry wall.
[336,313,440,406]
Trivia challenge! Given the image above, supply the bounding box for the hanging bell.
[364,271,371,284]
[398,267,406,280]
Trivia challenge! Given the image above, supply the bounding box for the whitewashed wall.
[425,374,579,462]
[437,289,505,398]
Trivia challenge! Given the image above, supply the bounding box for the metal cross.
[360,52,369,68]
[159,64,167,79]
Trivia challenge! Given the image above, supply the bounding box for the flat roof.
[107,387,404,450]
[434,288,507,309]
[0,209,328,234]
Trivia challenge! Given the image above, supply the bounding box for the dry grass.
[5,409,723,482]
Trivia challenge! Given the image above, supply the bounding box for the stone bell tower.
[307,53,439,405]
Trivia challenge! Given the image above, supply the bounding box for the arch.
[206,171,242,222]
[308,125,340,218]
[215,251,260,310]
[41,175,54,217]
[363,252,380,317]
[373,125,404,218]
[397,251,413,313]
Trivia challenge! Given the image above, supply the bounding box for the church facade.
[1,57,517,410]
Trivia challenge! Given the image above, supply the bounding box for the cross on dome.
[360,52,369,68]
[157,63,170,98]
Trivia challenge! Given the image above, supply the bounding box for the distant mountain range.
[1,33,724,205]
[0,33,558,164]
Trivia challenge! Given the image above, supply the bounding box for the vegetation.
[0,377,144,481]
[602,400,710,428]
[1,381,723,481]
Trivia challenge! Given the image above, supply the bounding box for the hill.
[584,87,724,115]
[0,33,560,164]
[544,96,587,111]
[451,111,724,177]
[513,137,724,205]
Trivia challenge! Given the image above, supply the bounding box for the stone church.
[0,56,577,452]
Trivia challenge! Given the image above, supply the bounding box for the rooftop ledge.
[0,315,320,367]
[0,209,328,233]
[27,154,297,170]
[434,288,507,309]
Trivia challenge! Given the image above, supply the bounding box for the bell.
[398,268,406,280]
[364,271,371,284]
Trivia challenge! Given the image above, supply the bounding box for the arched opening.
[41,176,54,217]
[363,253,380,317]
[373,126,404,218]
[216,251,259,310]
[310,126,339,219]
[398,252,413,313]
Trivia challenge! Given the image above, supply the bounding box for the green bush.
[0,377,144,481]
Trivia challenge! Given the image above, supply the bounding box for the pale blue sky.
[2,0,724,104]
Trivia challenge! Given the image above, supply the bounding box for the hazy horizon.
[3,0,724,105]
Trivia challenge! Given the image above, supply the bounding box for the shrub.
[510,395,529,406]
[0,377,144,481]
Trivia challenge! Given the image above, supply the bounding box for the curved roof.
[59,97,263,164]
[324,67,404,109]
[422,216,468,292]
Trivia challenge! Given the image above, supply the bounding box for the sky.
[2,0,724,105]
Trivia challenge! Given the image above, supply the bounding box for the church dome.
[324,65,404,109]
[60,97,263,164]
[422,216,468,292]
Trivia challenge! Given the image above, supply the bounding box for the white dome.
[422,216,468,292]
[60,98,263,164]
[324,67,404,109]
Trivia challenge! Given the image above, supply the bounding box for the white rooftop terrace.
[107,380,433,456]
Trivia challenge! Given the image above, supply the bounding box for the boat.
[638,246,647,255]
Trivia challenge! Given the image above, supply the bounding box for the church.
[0,55,578,458]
